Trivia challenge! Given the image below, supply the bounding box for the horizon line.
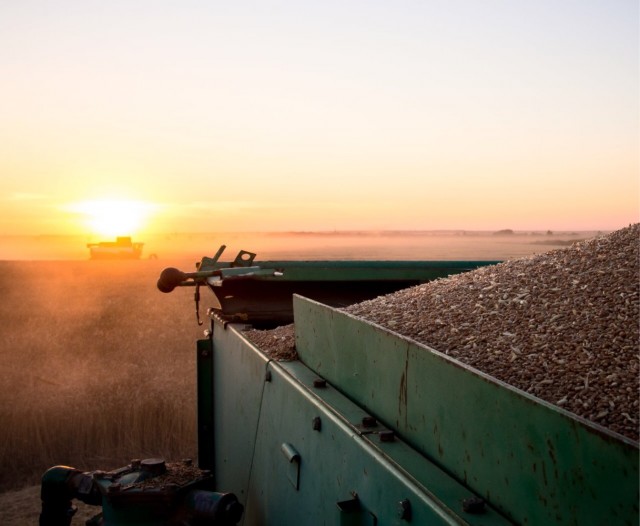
[0,228,617,238]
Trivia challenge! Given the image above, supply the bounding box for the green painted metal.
[196,338,215,472]
[193,244,500,282]
[93,479,168,526]
[274,360,512,525]
[210,259,500,282]
[210,318,514,525]
[90,470,241,526]
[293,295,640,526]
[211,321,270,505]
[40,462,241,526]
[200,259,501,324]
[159,249,501,323]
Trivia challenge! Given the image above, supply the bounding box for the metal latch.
[280,442,300,491]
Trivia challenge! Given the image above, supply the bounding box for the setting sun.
[0,2,636,239]
[67,199,155,238]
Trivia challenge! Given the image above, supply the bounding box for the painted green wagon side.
[39,245,638,525]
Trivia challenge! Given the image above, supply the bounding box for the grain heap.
[131,461,209,489]
[244,324,297,361]
[345,224,639,442]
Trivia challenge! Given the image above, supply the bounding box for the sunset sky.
[1,1,638,237]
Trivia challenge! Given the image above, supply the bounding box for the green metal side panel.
[208,320,514,525]
[293,295,639,526]
[211,260,499,281]
[243,356,513,525]
[253,260,499,281]
[208,322,510,526]
[211,321,270,506]
[197,338,215,472]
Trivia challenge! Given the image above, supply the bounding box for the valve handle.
[157,267,188,293]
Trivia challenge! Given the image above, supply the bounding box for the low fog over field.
[0,230,598,261]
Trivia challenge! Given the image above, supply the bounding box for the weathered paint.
[209,317,513,525]
[293,295,639,525]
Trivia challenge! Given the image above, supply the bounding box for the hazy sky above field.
[1,1,638,237]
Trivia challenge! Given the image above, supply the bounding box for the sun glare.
[69,199,155,238]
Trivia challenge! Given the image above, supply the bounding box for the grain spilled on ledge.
[344,223,639,441]
[244,324,297,361]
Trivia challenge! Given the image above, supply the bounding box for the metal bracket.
[197,245,227,272]
[280,443,300,491]
[337,494,378,525]
[233,250,256,267]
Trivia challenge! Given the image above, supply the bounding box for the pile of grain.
[132,461,209,489]
[344,224,639,441]
[244,324,297,361]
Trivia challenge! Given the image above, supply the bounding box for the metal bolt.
[462,496,486,514]
[312,417,322,431]
[313,378,327,388]
[362,416,377,428]
[397,499,412,521]
[379,430,395,442]
[141,458,167,476]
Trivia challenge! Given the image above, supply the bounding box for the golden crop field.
[0,259,204,492]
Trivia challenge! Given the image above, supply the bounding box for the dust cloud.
[0,259,201,492]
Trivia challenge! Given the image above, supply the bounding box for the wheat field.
[0,258,204,492]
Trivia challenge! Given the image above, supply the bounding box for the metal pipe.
[39,466,101,526]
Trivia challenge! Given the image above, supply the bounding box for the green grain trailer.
[40,246,638,525]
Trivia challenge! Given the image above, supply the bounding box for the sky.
[0,0,638,236]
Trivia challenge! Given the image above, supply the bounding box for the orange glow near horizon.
[0,2,637,239]
[66,199,156,238]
